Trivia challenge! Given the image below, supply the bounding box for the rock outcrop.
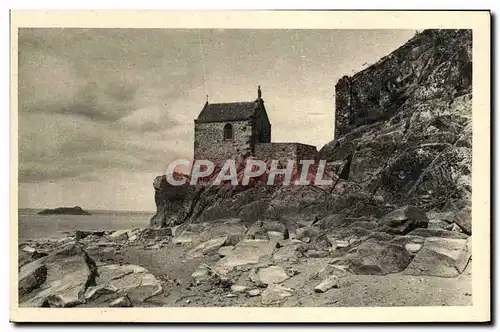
[19,244,98,307]
[376,205,429,235]
[323,29,472,213]
[38,206,91,215]
[403,237,471,277]
[150,175,196,227]
[19,241,165,308]
[340,239,413,275]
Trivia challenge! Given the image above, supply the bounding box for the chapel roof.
[196,86,266,123]
[196,101,262,123]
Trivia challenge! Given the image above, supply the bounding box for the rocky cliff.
[151,29,472,229]
[323,29,472,212]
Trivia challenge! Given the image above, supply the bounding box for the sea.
[18,208,153,242]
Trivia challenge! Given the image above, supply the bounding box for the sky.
[18,28,415,211]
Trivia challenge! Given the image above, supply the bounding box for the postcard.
[10,10,490,323]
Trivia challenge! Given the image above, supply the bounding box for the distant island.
[37,206,91,215]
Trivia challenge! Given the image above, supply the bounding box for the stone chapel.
[193,86,318,164]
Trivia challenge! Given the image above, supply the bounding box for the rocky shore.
[18,29,473,308]
[18,205,472,308]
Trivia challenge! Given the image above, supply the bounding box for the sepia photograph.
[10,10,490,323]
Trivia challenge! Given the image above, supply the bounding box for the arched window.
[223,123,233,140]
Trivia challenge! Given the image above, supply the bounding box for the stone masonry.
[255,142,318,163]
[194,86,318,163]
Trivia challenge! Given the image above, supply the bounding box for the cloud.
[117,106,183,132]
[55,80,139,122]
[18,111,191,183]
[17,28,201,183]
[19,48,140,122]
[17,28,416,209]
[19,164,86,183]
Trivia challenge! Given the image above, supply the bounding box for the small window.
[223,123,233,140]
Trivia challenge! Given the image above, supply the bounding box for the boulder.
[187,236,228,258]
[109,295,133,307]
[96,264,162,302]
[19,260,47,296]
[403,237,471,277]
[84,284,118,301]
[127,228,144,240]
[272,240,302,263]
[389,235,425,255]
[311,264,349,280]
[345,239,412,275]
[217,246,234,257]
[214,239,275,276]
[247,289,261,297]
[407,228,469,239]
[405,242,423,255]
[314,276,339,293]
[19,250,33,268]
[18,248,48,268]
[377,206,429,235]
[230,285,249,293]
[173,231,195,245]
[19,244,98,308]
[20,245,36,253]
[108,230,129,241]
[334,240,349,248]
[261,284,293,305]
[453,209,472,235]
[251,266,289,286]
[191,265,215,284]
